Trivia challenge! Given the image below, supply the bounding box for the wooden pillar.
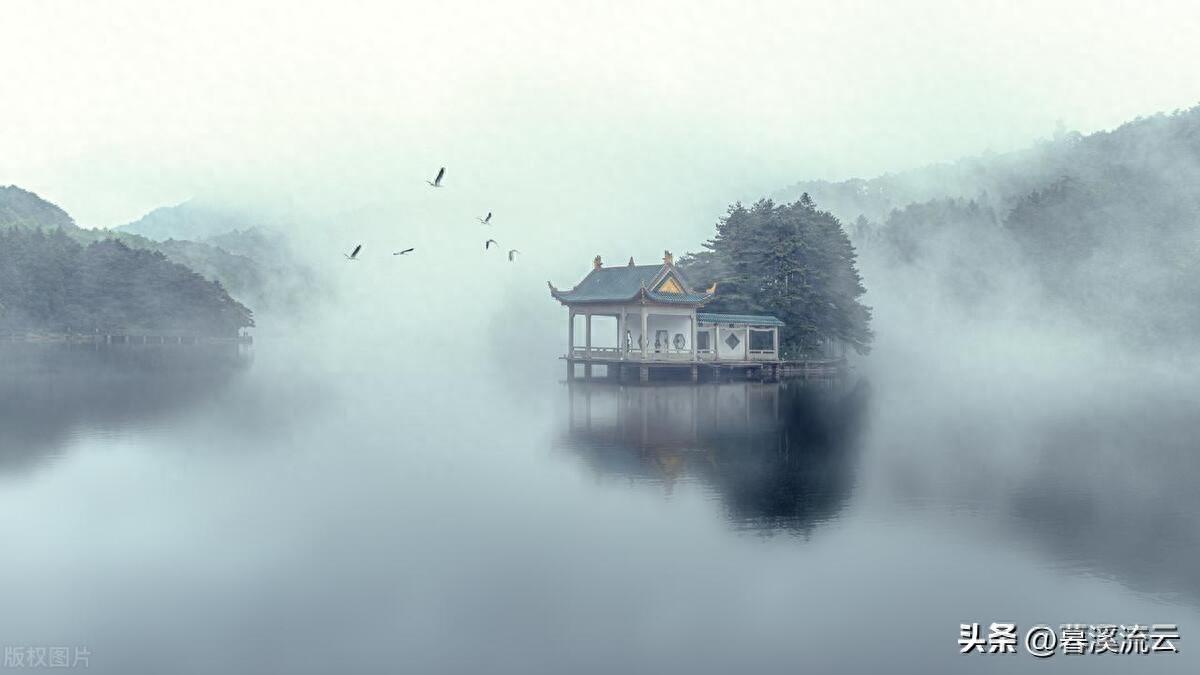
[772,326,779,359]
[744,325,751,361]
[640,306,648,361]
[584,363,593,380]
[584,312,592,359]
[617,311,626,359]
[690,364,698,382]
[567,360,574,380]
[567,309,575,357]
[689,314,697,362]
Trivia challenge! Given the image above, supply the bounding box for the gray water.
[1,335,1197,674]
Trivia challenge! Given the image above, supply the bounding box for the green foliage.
[0,186,76,230]
[0,228,254,336]
[1,186,317,314]
[680,195,873,356]
[115,200,322,312]
[849,106,1200,344]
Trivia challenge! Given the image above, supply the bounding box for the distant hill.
[0,185,76,230]
[0,228,252,336]
[116,199,261,240]
[774,106,1200,345]
[116,201,320,311]
[0,187,318,314]
[776,107,1200,226]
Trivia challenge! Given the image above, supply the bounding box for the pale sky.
[1,0,1198,250]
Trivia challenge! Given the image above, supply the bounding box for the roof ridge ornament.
[628,257,635,267]
[593,255,603,270]
[706,281,718,294]
[663,250,673,265]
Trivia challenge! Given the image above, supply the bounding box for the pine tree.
[679,195,872,356]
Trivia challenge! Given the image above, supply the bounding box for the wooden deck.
[564,353,845,383]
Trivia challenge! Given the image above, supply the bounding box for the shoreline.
[1,333,253,345]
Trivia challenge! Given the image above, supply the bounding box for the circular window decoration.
[673,333,686,350]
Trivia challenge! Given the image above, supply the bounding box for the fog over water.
[3,1,1200,673]
[1,304,1197,674]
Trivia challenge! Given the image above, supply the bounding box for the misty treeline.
[117,200,322,312]
[0,228,253,336]
[0,185,318,314]
[788,106,1200,345]
[679,195,872,356]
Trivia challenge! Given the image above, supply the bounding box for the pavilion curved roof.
[549,261,713,306]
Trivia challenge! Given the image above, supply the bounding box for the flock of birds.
[343,167,520,262]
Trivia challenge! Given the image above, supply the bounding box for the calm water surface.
[0,336,1197,674]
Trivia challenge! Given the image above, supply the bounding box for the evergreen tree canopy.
[0,228,254,336]
[679,195,872,356]
[1,185,317,312]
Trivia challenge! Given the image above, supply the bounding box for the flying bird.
[485,239,498,250]
[393,248,415,256]
[477,212,492,225]
[345,244,362,260]
[508,249,519,261]
[426,167,445,188]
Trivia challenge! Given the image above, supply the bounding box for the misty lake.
[1,334,1197,674]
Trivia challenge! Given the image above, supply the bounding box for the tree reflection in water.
[0,343,251,473]
[560,377,870,535]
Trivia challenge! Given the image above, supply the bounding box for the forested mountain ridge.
[0,186,316,313]
[775,106,1200,346]
[775,107,1200,225]
[116,200,319,311]
[0,186,255,335]
[0,228,253,336]
[0,185,76,230]
[116,200,253,241]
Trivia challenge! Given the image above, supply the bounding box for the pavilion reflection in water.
[561,378,869,534]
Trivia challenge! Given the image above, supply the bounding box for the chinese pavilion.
[548,251,784,382]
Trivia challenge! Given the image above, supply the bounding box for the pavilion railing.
[570,346,621,358]
[567,348,782,362]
